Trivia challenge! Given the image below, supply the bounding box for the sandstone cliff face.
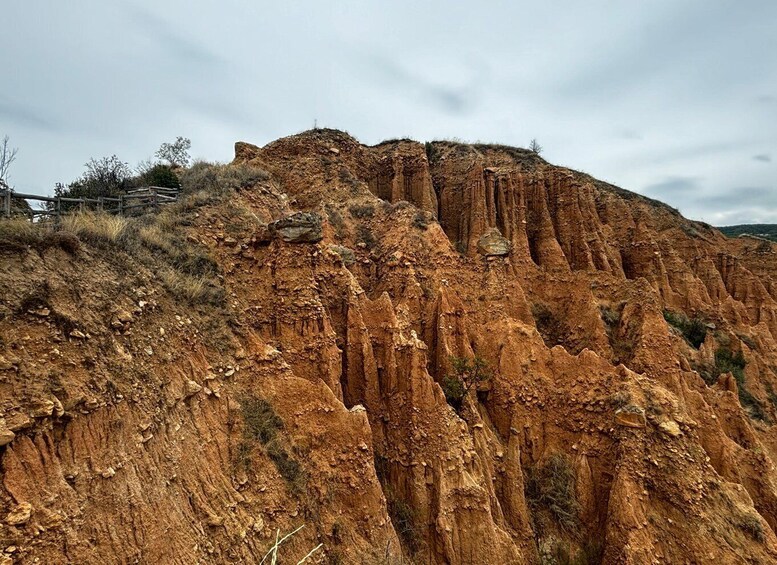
[4,129,777,564]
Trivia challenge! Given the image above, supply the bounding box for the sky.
[1,0,775,225]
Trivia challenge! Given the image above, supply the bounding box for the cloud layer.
[1,0,775,224]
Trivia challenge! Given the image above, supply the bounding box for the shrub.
[525,453,581,535]
[737,333,757,350]
[242,397,283,443]
[599,305,619,329]
[609,390,631,409]
[715,348,746,382]
[218,163,270,190]
[356,225,377,250]
[387,496,422,555]
[179,161,221,194]
[326,206,346,239]
[532,302,568,348]
[349,204,375,219]
[442,355,491,412]
[412,212,429,230]
[49,231,81,254]
[267,440,305,490]
[239,396,306,491]
[424,141,441,165]
[737,513,765,543]
[663,310,707,348]
[339,167,362,191]
[539,538,603,565]
[139,163,180,189]
[56,155,132,200]
[708,347,767,420]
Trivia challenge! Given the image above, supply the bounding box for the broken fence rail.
[1,186,179,218]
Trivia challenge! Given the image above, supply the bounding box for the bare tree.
[155,136,191,168]
[529,138,543,155]
[0,135,19,187]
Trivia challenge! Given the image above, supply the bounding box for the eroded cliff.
[3,129,777,564]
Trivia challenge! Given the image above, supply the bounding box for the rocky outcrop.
[267,212,323,243]
[477,228,511,256]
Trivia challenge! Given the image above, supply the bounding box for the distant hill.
[719,224,777,242]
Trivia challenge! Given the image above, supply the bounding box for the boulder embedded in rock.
[184,379,203,398]
[269,212,323,243]
[5,502,32,526]
[0,419,14,446]
[658,420,682,437]
[477,228,511,256]
[615,405,646,428]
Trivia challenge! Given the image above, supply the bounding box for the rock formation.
[2,128,777,563]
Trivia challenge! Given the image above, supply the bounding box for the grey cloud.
[643,177,703,199]
[363,55,480,115]
[126,4,223,67]
[616,129,643,141]
[704,187,777,208]
[0,99,59,131]
[3,1,777,224]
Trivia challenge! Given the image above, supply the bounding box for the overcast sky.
[2,1,775,225]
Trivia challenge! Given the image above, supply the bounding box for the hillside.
[720,224,777,242]
[3,129,777,564]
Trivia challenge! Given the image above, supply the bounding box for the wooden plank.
[8,192,58,203]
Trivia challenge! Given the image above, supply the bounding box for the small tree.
[529,138,543,155]
[156,136,191,168]
[442,355,491,411]
[0,135,19,187]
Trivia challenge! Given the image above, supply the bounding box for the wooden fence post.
[98,197,104,212]
[2,190,10,218]
[56,197,61,219]
[119,195,124,215]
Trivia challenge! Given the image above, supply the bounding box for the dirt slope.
[3,129,777,564]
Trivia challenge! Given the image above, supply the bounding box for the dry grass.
[180,161,269,196]
[138,224,174,252]
[60,212,129,244]
[158,267,222,304]
[0,218,80,254]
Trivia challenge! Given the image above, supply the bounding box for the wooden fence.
[0,186,179,219]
